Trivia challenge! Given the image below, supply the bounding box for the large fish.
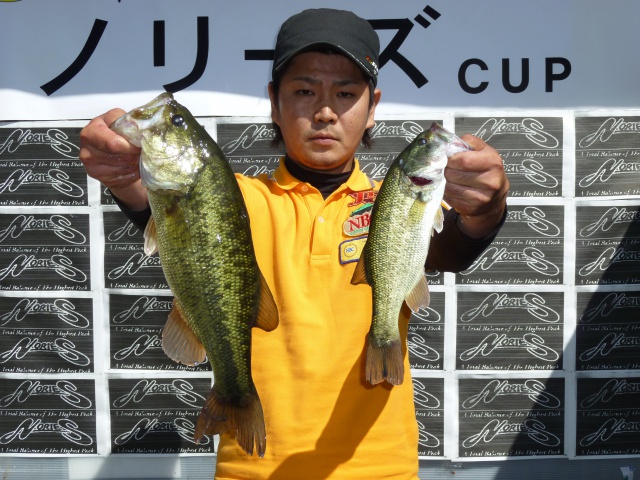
[351,123,471,385]
[110,92,278,457]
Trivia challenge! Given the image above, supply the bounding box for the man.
[80,8,508,479]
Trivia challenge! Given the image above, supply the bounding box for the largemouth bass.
[352,123,471,385]
[110,92,278,457]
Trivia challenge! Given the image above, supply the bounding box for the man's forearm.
[425,207,506,273]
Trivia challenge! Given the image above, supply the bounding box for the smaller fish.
[352,123,471,385]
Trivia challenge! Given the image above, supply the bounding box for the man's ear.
[366,88,382,130]
[268,82,280,126]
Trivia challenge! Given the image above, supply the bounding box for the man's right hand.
[79,109,149,211]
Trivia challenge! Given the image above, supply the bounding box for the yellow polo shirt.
[214,159,419,480]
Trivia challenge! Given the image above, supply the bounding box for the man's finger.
[80,109,141,156]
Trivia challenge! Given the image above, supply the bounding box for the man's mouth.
[309,134,338,145]
[311,134,337,140]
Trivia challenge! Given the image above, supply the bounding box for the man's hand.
[444,135,509,238]
[79,109,149,211]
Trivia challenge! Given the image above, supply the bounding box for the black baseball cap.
[272,8,380,87]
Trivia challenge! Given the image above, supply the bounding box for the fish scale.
[111,92,278,457]
[150,164,256,396]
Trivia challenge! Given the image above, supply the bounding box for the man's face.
[269,51,381,174]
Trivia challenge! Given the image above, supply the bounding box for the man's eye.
[296,89,313,96]
[338,92,355,98]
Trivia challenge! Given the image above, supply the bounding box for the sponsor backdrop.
[2,1,640,479]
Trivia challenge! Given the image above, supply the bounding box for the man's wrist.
[455,206,507,239]
[109,181,149,212]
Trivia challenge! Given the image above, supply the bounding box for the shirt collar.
[272,157,375,193]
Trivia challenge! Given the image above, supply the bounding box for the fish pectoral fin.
[161,298,207,366]
[405,273,430,312]
[350,255,369,286]
[254,271,279,332]
[433,207,445,235]
[143,217,159,256]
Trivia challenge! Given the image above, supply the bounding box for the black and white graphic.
[576,291,640,371]
[456,291,564,371]
[576,117,640,197]
[103,211,168,290]
[458,205,564,285]
[577,377,640,456]
[408,292,444,371]
[459,377,564,457]
[3,110,640,463]
[0,296,93,374]
[413,377,444,458]
[0,128,86,207]
[457,117,563,198]
[0,378,96,454]
[576,205,640,285]
[0,213,90,291]
[109,293,209,371]
[109,377,213,454]
[217,121,283,177]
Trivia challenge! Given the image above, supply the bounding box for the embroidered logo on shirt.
[343,204,373,237]
[347,190,377,207]
[339,236,368,264]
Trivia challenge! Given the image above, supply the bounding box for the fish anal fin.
[195,386,267,458]
[433,207,444,235]
[350,255,369,286]
[161,299,206,366]
[254,271,279,332]
[405,273,430,313]
[143,217,158,256]
[366,337,404,386]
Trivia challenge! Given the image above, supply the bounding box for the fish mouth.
[409,176,433,186]
[429,122,473,152]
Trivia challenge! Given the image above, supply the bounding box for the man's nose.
[314,104,338,124]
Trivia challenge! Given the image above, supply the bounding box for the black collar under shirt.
[284,155,354,199]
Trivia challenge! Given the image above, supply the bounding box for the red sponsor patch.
[348,190,377,207]
[343,204,373,236]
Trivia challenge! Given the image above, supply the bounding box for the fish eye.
[172,114,185,127]
[418,138,427,145]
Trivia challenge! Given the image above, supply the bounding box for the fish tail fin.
[194,386,266,458]
[366,337,404,386]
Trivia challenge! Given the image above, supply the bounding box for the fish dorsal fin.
[350,255,369,286]
[433,207,445,235]
[162,298,207,366]
[405,273,430,313]
[254,271,279,332]
[143,217,158,256]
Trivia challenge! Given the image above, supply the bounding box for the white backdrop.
[1,0,639,120]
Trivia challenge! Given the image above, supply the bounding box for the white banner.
[1,0,639,120]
